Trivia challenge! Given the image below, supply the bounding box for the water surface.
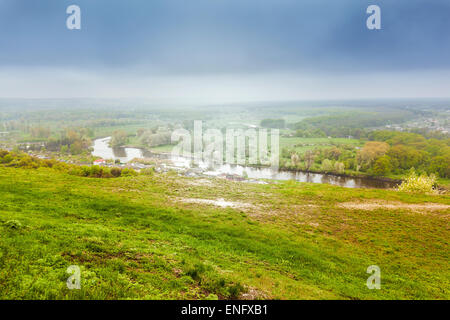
[92,138,398,189]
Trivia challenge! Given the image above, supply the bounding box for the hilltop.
[0,166,448,299]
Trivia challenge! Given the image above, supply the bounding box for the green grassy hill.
[0,167,448,299]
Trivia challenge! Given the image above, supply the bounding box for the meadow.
[0,166,448,299]
[280,137,363,154]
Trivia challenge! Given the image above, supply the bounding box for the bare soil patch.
[177,197,257,211]
[186,179,213,187]
[240,287,270,300]
[338,201,449,214]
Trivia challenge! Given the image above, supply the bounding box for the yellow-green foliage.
[0,149,139,179]
[398,170,437,194]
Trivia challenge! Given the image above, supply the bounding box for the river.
[92,137,144,163]
[92,137,398,189]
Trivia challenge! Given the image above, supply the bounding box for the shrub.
[80,166,91,177]
[67,166,83,176]
[140,168,154,176]
[53,162,70,172]
[110,167,122,177]
[228,282,245,299]
[321,159,333,172]
[5,220,23,229]
[41,159,56,168]
[185,263,207,281]
[1,154,13,164]
[334,162,345,174]
[0,149,136,180]
[121,168,138,177]
[398,170,437,194]
[373,155,393,176]
[89,165,102,177]
[101,168,113,178]
[429,155,450,178]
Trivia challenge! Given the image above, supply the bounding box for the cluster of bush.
[182,261,246,299]
[398,170,437,194]
[73,165,140,178]
[0,150,154,179]
[281,145,356,174]
[45,128,93,155]
[137,129,172,148]
[367,131,450,178]
[280,130,449,179]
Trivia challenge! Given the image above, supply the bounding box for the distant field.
[280,137,363,153]
[143,137,363,156]
[93,123,156,139]
[0,167,448,299]
[147,144,175,153]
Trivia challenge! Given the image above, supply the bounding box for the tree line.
[281,130,449,179]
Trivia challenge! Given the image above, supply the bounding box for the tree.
[30,126,51,138]
[281,148,290,159]
[321,159,333,172]
[70,141,83,155]
[65,130,79,144]
[429,155,450,178]
[334,162,345,174]
[304,151,315,171]
[291,153,300,167]
[344,158,356,171]
[387,145,425,171]
[136,128,146,137]
[140,131,171,147]
[110,130,128,147]
[373,155,393,176]
[357,141,390,170]
[325,147,342,160]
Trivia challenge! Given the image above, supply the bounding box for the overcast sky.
[0,0,449,102]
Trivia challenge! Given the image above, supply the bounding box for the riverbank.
[279,166,403,186]
[151,150,450,190]
[90,138,435,190]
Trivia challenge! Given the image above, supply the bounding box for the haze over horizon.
[1,0,449,103]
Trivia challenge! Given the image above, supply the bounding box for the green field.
[280,137,363,154]
[93,124,151,139]
[147,144,176,153]
[0,166,448,299]
[143,137,362,157]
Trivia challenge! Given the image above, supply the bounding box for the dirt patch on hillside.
[108,187,143,194]
[240,287,270,300]
[186,179,213,187]
[339,201,449,213]
[177,197,258,211]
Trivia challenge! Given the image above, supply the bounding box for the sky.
[0,0,449,102]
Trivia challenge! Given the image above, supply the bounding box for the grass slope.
[0,167,448,299]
